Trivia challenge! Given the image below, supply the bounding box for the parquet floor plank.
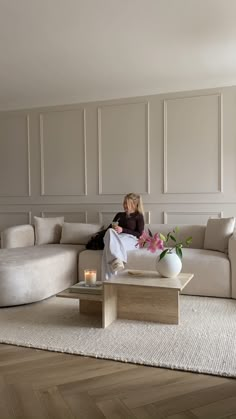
[165,412,198,419]
[88,368,188,402]
[4,382,49,419]
[121,374,229,409]
[60,364,167,396]
[5,355,135,390]
[131,402,166,419]
[36,386,75,419]
[97,397,137,419]
[0,376,16,419]
[0,343,236,419]
[190,395,236,418]
[143,381,236,417]
[61,391,106,419]
[0,349,74,373]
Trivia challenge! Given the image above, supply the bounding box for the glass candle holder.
[84,269,97,286]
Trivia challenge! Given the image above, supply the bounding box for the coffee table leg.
[103,283,118,328]
[80,300,102,315]
[117,285,180,324]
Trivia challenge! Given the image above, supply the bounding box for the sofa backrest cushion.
[145,224,206,249]
[204,217,235,253]
[60,222,103,245]
[34,216,64,245]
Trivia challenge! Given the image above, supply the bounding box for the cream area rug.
[1,295,236,378]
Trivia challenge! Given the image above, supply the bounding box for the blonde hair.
[124,193,144,215]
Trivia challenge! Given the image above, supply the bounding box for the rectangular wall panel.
[164,211,223,225]
[40,109,87,196]
[98,102,150,195]
[164,94,222,194]
[99,211,150,228]
[41,211,87,222]
[0,115,30,196]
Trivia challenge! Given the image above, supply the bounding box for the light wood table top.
[105,270,193,291]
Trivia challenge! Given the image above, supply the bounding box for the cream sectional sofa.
[79,221,236,299]
[0,219,236,307]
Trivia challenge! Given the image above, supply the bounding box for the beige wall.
[0,85,236,240]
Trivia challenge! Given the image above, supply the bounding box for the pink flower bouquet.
[137,227,192,261]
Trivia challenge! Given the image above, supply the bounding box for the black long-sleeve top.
[112,211,144,238]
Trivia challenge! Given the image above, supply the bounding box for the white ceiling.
[1,0,236,111]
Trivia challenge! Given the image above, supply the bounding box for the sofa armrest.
[228,232,236,298]
[1,225,35,249]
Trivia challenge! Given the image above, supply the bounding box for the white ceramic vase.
[156,252,182,278]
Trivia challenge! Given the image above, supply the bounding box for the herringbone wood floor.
[1,343,236,419]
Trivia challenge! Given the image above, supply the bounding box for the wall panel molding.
[98,101,150,195]
[26,114,31,196]
[164,210,223,224]
[0,114,31,197]
[163,93,223,194]
[40,109,87,196]
[41,211,87,222]
[98,211,150,225]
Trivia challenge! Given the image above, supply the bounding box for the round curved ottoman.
[0,244,82,307]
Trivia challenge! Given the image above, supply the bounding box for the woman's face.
[123,199,136,214]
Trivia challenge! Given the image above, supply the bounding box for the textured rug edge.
[1,337,235,379]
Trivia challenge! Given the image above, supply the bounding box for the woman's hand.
[114,226,123,234]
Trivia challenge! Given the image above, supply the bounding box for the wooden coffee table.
[57,271,193,328]
[103,270,193,328]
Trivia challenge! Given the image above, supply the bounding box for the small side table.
[57,282,103,315]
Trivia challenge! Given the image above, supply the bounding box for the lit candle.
[84,269,97,286]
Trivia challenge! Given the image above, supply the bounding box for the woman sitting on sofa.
[102,192,144,280]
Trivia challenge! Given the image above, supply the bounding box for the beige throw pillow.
[204,217,235,253]
[34,216,64,245]
[60,222,103,245]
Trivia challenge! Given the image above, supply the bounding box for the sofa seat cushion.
[181,248,231,297]
[126,248,231,298]
[79,248,231,298]
[0,244,85,307]
[0,244,84,267]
